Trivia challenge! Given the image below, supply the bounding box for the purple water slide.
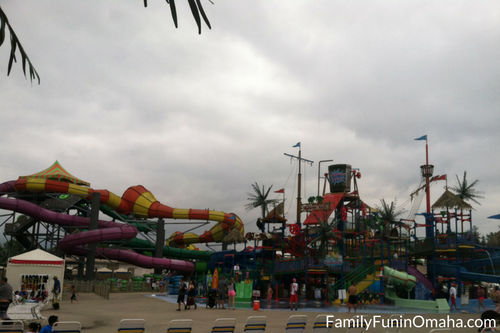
[0,181,194,273]
[407,265,434,291]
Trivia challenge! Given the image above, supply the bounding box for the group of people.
[176,278,197,311]
[146,276,169,294]
[216,277,237,310]
[449,283,500,313]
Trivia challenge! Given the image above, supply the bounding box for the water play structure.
[1,157,499,311]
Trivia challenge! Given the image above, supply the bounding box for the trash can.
[253,300,260,311]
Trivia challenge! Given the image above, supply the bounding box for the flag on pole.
[432,175,447,181]
[274,189,285,193]
[414,135,427,141]
[292,142,301,148]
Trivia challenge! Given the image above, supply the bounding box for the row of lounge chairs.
[0,315,469,333]
[0,315,323,333]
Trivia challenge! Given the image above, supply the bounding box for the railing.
[272,258,328,274]
[94,284,110,300]
[329,265,375,302]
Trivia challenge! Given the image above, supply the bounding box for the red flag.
[274,189,285,193]
[432,175,447,181]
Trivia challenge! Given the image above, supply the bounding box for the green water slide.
[235,282,253,302]
[123,238,211,259]
[100,205,155,233]
[99,205,212,273]
[385,290,449,312]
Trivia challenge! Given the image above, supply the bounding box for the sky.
[1,1,499,245]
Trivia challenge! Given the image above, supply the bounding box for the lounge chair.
[429,329,452,333]
[312,315,332,333]
[345,315,367,333]
[52,321,82,333]
[211,318,236,333]
[244,316,267,333]
[167,319,193,333]
[383,314,406,333]
[0,320,23,333]
[285,315,307,333]
[117,319,146,333]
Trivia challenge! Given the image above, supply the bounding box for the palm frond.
[245,182,273,218]
[146,0,211,34]
[449,171,484,206]
[0,6,40,85]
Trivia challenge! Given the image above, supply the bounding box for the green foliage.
[245,182,274,219]
[0,239,26,266]
[449,171,484,206]
[309,217,340,259]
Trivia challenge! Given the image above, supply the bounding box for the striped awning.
[18,160,90,186]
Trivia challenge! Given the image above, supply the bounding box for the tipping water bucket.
[253,300,260,310]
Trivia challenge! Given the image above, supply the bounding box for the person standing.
[493,286,500,313]
[218,277,227,309]
[186,281,197,310]
[0,277,13,319]
[52,277,61,301]
[347,282,358,313]
[477,285,486,312]
[450,283,459,312]
[290,278,299,311]
[233,263,240,283]
[176,278,187,311]
[228,277,236,310]
[267,284,273,305]
[70,285,79,304]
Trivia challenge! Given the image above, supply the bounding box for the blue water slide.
[433,264,500,284]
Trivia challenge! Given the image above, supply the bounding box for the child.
[70,286,78,303]
[27,322,41,333]
[267,285,273,304]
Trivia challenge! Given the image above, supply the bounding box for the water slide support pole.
[85,192,100,280]
[155,218,165,275]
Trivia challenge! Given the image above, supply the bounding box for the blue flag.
[414,135,427,141]
[293,142,301,148]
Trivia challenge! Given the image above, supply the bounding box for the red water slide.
[0,181,194,273]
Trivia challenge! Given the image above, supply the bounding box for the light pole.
[318,160,333,196]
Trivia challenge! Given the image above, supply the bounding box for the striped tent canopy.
[18,160,90,186]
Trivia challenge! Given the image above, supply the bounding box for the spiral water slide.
[0,179,244,272]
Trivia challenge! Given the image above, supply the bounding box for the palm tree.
[245,182,274,219]
[0,0,212,84]
[449,171,484,206]
[309,217,341,258]
[374,199,405,238]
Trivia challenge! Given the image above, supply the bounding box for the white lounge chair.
[345,315,367,333]
[312,315,332,333]
[6,302,45,326]
[285,315,307,333]
[167,319,193,333]
[211,318,236,333]
[0,319,23,333]
[244,316,267,333]
[117,319,146,333]
[383,314,406,333]
[52,321,82,333]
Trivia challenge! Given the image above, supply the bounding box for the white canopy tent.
[6,249,65,299]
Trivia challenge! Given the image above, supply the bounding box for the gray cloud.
[1,0,498,242]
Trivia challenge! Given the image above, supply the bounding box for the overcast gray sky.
[1,1,499,242]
